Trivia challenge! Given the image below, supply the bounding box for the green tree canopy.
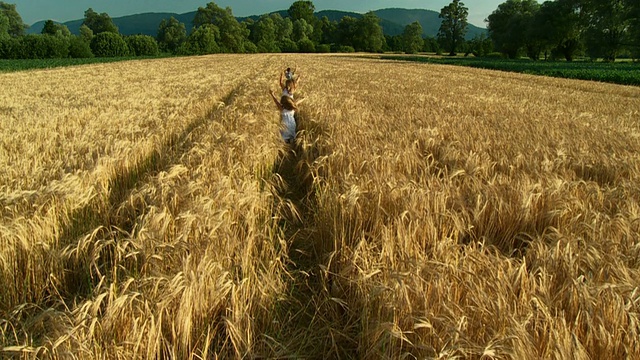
[627,0,640,57]
[90,31,128,57]
[178,24,220,55]
[193,2,250,53]
[250,15,279,52]
[582,0,629,61]
[126,34,159,56]
[352,12,385,53]
[20,34,69,58]
[0,11,9,40]
[533,0,583,61]
[68,35,93,58]
[291,18,313,42]
[318,16,337,45]
[157,16,186,53]
[336,16,358,48]
[79,24,93,42]
[487,0,540,59]
[402,21,424,54]
[438,0,469,56]
[288,1,315,24]
[0,2,27,37]
[83,8,119,34]
[270,13,293,44]
[41,20,71,37]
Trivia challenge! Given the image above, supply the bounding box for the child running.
[284,66,296,81]
[280,69,301,98]
[270,90,304,144]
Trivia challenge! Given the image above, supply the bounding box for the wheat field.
[1,54,640,359]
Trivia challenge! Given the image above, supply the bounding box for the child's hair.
[286,67,291,72]
[280,95,296,111]
[284,79,295,93]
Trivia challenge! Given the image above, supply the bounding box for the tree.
[352,12,385,52]
[0,36,21,58]
[18,34,69,58]
[0,11,9,40]
[126,35,159,56]
[318,16,337,45]
[157,16,186,53]
[79,24,93,42]
[41,20,71,37]
[288,1,315,24]
[68,35,93,58]
[292,18,313,42]
[83,8,118,34]
[42,20,56,35]
[178,24,220,55]
[533,0,583,61]
[297,38,315,52]
[0,2,27,37]
[627,0,640,58]
[402,21,424,54]
[438,0,469,56]
[487,0,540,59]
[270,13,293,46]
[467,33,493,56]
[336,16,358,48]
[90,32,128,57]
[250,15,279,52]
[582,0,629,61]
[423,36,440,53]
[193,2,250,53]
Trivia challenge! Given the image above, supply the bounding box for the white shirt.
[280,109,296,141]
[282,88,293,98]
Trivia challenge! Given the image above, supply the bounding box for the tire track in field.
[53,79,249,303]
[269,109,360,358]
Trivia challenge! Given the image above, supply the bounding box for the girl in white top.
[270,90,304,144]
[281,79,295,98]
[280,72,301,98]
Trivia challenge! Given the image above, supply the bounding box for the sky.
[10,0,506,28]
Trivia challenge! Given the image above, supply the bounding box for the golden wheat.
[1,54,639,359]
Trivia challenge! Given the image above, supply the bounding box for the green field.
[383,55,640,86]
[0,56,166,72]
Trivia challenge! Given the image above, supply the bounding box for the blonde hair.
[284,79,296,94]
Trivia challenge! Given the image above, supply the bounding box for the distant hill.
[28,12,198,36]
[374,8,486,39]
[27,8,486,40]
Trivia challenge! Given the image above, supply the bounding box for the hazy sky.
[10,1,507,28]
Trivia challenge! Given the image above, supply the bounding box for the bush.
[316,44,331,53]
[18,34,69,59]
[126,35,159,56]
[0,37,22,59]
[256,40,280,53]
[279,38,298,53]
[297,38,315,53]
[336,45,355,53]
[243,41,258,54]
[486,52,505,59]
[68,36,93,58]
[91,32,129,57]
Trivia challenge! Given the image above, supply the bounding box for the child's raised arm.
[270,90,282,110]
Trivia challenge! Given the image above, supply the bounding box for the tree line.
[1,0,637,61]
[0,0,484,59]
[487,0,640,61]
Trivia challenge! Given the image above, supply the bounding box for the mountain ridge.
[26,8,487,40]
